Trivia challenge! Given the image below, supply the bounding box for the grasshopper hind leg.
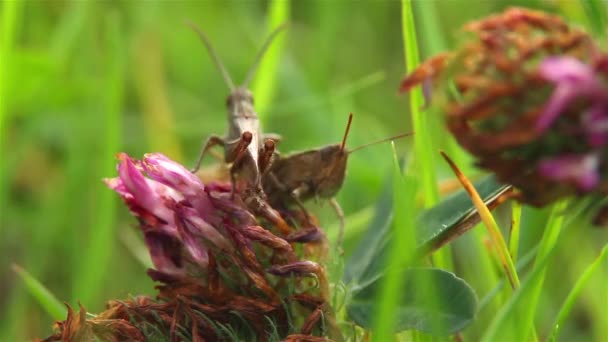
[258,139,277,176]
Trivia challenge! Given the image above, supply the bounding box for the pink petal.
[538,153,600,191]
[536,57,603,132]
[117,153,182,224]
[539,57,596,84]
[583,105,608,147]
[143,153,214,218]
[176,205,232,252]
[143,153,204,194]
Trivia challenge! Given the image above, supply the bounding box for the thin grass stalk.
[251,0,290,119]
[371,143,418,341]
[0,0,22,238]
[12,265,67,320]
[74,10,124,304]
[401,0,439,207]
[441,152,520,290]
[549,244,608,341]
[412,0,471,173]
[520,200,568,341]
[410,0,454,273]
[0,1,25,339]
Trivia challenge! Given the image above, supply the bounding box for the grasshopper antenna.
[187,21,236,91]
[348,131,415,154]
[241,23,289,88]
[340,113,354,151]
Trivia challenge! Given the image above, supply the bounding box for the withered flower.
[400,7,608,206]
[44,152,340,341]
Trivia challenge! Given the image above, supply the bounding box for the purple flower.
[536,56,608,133]
[537,153,600,191]
[583,104,608,147]
[104,153,231,274]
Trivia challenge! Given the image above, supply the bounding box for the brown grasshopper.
[262,113,414,244]
[188,23,292,234]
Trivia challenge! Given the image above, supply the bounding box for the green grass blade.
[410,0,455,272]
[251,0,290,119]
[481,249,552,342]
[0,2,25,337]
[581,0,607,38]
[74,10,124,304]
[0,0,23,237]
[12,265,67,320]
[550,244,608,341]
[509,201,522,263]
[371,143,418,341]
[402,0,439,208]
[482,200,568,341]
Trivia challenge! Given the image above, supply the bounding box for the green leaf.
[348,268,477,334]
[342,162,399,286]
[415,175,508,253]
[344,174,508,289]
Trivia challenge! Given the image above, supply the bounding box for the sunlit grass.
[73,11,124,305]
[3,1,608,340]
[251,0,290,119]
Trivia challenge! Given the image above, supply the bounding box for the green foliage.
[344,175,506,289]
[348,268,477,334]
[2,1,608,341]
[344,175,504,336]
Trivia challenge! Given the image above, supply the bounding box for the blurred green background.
[1,0,606,340]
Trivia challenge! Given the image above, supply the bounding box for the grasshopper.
[262,113,413,245]
[188,23,291,234]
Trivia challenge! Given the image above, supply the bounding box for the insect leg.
[290,184,311,216]
[225,131,253,164]
[258,139,276,176]
[329,198,345,248]
[226,132,254,198]
[191,135,225,173]
[287,183,317,228]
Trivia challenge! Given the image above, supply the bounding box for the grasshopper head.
[226,88,254,108]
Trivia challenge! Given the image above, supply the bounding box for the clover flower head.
[400,7,608,206]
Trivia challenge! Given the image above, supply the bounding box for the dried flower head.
[400,7,608,206]
[45,153,341,341]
